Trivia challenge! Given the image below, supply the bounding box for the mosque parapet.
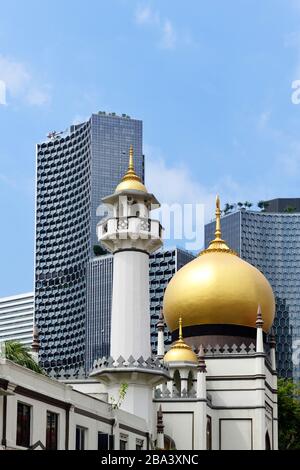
[91,355,169,376]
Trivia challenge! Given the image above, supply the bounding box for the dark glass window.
[46,411,58,450]
[120,439,127,450]
[16,402,31,447]
[98,432,109,450]
[76,426,86,450]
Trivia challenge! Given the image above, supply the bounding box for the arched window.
[187,371,194,395]
[173,370,181,397]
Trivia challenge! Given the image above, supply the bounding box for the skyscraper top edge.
[37,111,142,145]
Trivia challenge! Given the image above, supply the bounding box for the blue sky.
[1,0,300,296]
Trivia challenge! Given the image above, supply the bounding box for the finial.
[215,195,222,240]
[199,194,238,256]
[128,145,134,172]
[178,316,183,341]
[256,305,264,328]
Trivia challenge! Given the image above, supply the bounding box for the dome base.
[172,324,267,349]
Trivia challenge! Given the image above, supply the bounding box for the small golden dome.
[115,145,148,193]
[164,317,198,364]
[163,196,275,334]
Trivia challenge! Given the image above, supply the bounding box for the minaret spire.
[114,145,147,193]
[128,144,134,172]
[215,195,222,240]
[178,315,183,341]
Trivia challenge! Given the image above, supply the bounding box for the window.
[46,411,58,450]
[76,426,86,450]
[119,435,128,450]
[98,432,109,450]
[16,402,31,448]
[136,439,144,450]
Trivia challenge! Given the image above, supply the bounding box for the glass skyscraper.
[35,112,143,375]
[85,247,195,373]
[205,200,300,382]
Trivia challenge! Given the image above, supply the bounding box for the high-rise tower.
[35,113,143,375]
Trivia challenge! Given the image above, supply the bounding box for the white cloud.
[0,55,50,106]
[257,111,271,130]
[72,114,90,125]
[25,88,50,106]
[160,20,176,50]
[135,5,159,25]
[145,144,249,216]
[277,140,300,177]
[134,4,190,50]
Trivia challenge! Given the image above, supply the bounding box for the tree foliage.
[278,378,300,450]
[3,340,44,374]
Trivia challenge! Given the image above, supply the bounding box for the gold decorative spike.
[115,145,148,193]
[178,316,183,340]
[215,195,222,240]
[199,195,238,256]
[128,145,134,172]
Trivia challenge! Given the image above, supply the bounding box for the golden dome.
[164,317,198,364]
[163,196,275,334]
[115,145,148,193]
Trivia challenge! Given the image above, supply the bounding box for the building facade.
[35,113,144,375]
[0,293,34,347]
[85,247,195,373]
[205,202,300,381]
[0,358,148,450]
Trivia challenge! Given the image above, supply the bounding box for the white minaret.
[157,311,165,360]
[91,146,169,430]
[255,305,266,450]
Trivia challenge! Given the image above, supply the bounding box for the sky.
[1,0,300,296]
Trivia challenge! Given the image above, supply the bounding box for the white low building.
[0,358,149,450]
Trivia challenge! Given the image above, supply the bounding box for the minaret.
[256,305,264,353]
[157,311,165,360]
[255,305,266,450]
[269,328,276,371]
[196,345,207,450]
[91,146,169,428]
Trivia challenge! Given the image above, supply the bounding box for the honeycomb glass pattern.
[35,121,91,375]
[35,113,144,376]
[149,248,195,353]
[206,210,300,381]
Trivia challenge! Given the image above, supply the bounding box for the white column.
[196,349,207,450]
[254,306,266,450]
[110,250,151,360]
[157,313,165,359]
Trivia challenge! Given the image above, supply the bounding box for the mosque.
[0,147,278,450]
[91,146,278,450]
